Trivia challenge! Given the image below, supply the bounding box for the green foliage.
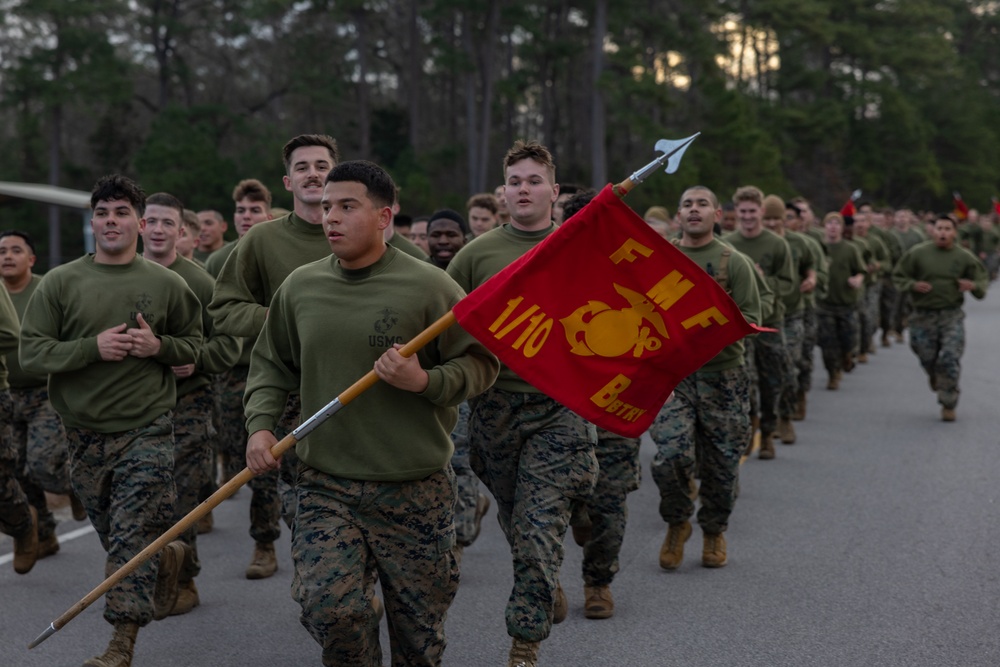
[133,105,240,211]
[2,0,1000,268]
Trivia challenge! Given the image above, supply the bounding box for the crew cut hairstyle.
[0,230,36,254]
[282,134,339,171]
[935,212,958,228]
[680,186,719,210]
[466,193,498,215]
[91,174,146,217]
[146,192,185,216]
[732,185,764,206]
[232,178,272,206]
[503,139,556,182]
[326,160,398,209]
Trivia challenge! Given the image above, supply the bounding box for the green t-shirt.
[20,254,204,432]
[675,238,762,372]
[208,212,330,338]
[6,275,44,388]
[892,241,988,311]
[245,246,499,481]
[447,222,558,393]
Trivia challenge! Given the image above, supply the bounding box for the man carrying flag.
[244,160,498,665]
[447,140,599,667]
[651,186,763,571]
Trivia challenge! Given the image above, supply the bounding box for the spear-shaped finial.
[613,132,700,198]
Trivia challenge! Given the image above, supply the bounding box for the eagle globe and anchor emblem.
[561,283,669,359]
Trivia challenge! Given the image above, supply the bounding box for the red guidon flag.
[953,192,969,221]
[453,184,763,438]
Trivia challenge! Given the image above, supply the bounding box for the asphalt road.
[3,290,1000,666]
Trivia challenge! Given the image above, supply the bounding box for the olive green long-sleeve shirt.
[20,255,203,432]
[245,247,498,481]
[892,241,987,311]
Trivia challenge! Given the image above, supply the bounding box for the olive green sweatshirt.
[245,246,499,481]
[388,230,429,260]
[780,231,815,316]
[6,275,44,388]
[675,238,762,372]
[820,241,866,307]
[203,241,253,366]
[0,285,19,391]
[19,254,204,432]
[208,212,330,338]
[795,231,829,305]
[723,229,795,325]
[892,241,988,310]
[167,255,243,395]
[447,222,557,393]
[204,240,236,278]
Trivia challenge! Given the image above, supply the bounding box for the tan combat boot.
[758,434,776,460]
[152,541,184,620]
[583,585,614,619]
[37,532,60,559]
[827,371,841,390]
[83,622,139,667]
[702,532,728,568]
[13,506,39,574]
[196,510,214,535]
[778,418,796,444]
[245,541,278,580]
[508,638,540,667]
[941,407,956,422]
[552,581,568,623]
[792,390,806,421]
[658,520,692,570]
[70,492,88,521]
[169,579,200,616]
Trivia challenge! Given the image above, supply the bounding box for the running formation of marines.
[0,133,992,667]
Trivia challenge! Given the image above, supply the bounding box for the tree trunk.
[354,8,371,159]
[474,0,500,194]
[463,11,479,194]
[48,103,62,269]
[590,0,608,187]
[407,0,421,152]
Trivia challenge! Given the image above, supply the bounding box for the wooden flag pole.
[29,130,701,650]
[29,311,458,650]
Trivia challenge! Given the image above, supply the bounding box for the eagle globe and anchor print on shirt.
[453,185,762,438]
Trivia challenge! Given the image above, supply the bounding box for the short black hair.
[561,189,598,221]
[325,160,397,209]
[0,230,36,255]
[91,174,146,217]
[428,208,470,236]
[935,213,958,229]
